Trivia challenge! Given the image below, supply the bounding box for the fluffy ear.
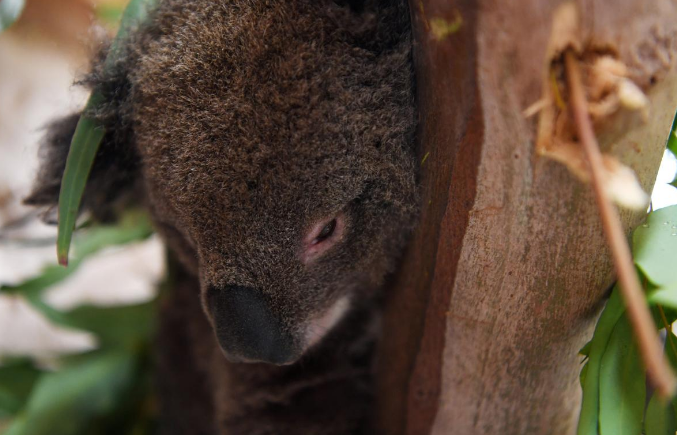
[24,56,140,223]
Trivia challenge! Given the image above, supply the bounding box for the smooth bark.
[376,1,677,434]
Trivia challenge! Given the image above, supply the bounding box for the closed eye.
[301,213,345,264]
[313,219,336,244]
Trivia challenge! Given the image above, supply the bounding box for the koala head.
[26,0,417,365]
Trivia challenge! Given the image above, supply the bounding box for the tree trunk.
[376,1,677,434]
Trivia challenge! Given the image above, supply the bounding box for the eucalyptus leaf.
[57,0,159,266]
[0,0,25,32]
[64,302,155,349]
[4,352,136,435]
[598,314,646,435]
[0,360,42,418]
[2,210,153,294]
[95,5,125,25]
[645,335,677,435]
[579,359,589,388]
[577,287,625,435]
[665,330,677,421]
[1,210,153,327]
[633,205,677,288]
[650,283,677,309]
[645,393,676,435]
[56,94,106,266]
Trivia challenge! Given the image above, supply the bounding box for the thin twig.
[564,50,676,398]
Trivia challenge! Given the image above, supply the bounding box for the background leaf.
[577,287,625,435]
[645,392,676,435]
[0,0,25,32]
[646,335,677,435]
[650,283,677,308]
[633,205,677,288]
[64,302,155,349]
[4,352,137,435]
[0,360,41,418]
[1,210,153,324]
[598,314,646,435]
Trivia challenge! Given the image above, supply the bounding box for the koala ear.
[24,106,139,224]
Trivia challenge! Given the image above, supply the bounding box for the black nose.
[206,285,296,365]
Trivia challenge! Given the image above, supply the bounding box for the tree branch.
[564,50,676,398]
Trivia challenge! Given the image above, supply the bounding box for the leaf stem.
[564,50,676,398]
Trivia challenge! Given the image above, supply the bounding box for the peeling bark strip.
[376,1,677,434]
[375,0,481,433]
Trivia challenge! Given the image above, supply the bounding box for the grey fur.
[26,0,418,433]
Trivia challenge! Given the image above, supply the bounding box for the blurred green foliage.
[578,205,677,435]
[0,210,158,435]
[96,4,126,26]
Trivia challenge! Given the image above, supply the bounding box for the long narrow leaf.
[3,210,153,326]
[56,93,105,266]
[598,314,646,435]
[633,205,677,288]
[56,0,158,266]
[0,360,41,418]
[577,287,625,435]
[645,393,676,435]
[3,352,136,435]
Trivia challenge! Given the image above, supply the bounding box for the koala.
[25,0,418,433]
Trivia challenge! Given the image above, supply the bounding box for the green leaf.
[95,5,125,26]
[0,360,42,418]
[56,94,107,266]
[646,336,677,435]
[598,314,646,435]
[664,331,677,420]
[2,210,153,327]
[56,0,159,266]
[645,393,676,435]
[2,210,152,295]
[64,302,155,349]
[4,352,136,435]
[633,205,677,288]
[650,283,677,309]
[579,359,589,388]
[0,0,25,32]
[577,287,625,435]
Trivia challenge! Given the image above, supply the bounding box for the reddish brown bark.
[376,1,677,434]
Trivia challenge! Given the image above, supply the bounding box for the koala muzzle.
[206,285,297,365]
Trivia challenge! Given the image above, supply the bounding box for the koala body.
[27,0,417,433]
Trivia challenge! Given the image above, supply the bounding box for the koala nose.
[206,285,297,365]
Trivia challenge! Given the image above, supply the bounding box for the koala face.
[27,0,417,365]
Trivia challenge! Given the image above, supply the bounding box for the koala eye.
[301,214,345,264]
[313,219,336,244]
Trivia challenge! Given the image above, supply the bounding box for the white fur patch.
[304,296,350,349]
